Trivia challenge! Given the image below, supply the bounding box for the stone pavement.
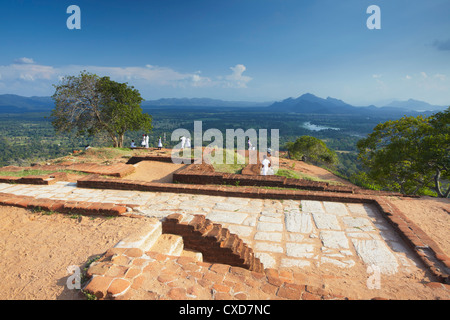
[0,181,424,277]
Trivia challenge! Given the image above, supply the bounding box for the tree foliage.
[357,107,450,197]
[51,71,152,147]
[285,135,338,166]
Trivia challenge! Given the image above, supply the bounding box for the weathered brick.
[107,278,131,297]
[210,263,230,274]
[277,285,302,300]
[111,255,131,266]
[302,292,321,300]
[234,292,248,300]
[106,265,128,278]
[84,276,114,299]
[130,275,146,290]
[203,271,225,283]
[124,248,144,258]
[110,205,127,215]
[167,287,187,300]
[157,272,178,284]
[125,267,142,279]
[261,283,278,295]
[212,283,231,293]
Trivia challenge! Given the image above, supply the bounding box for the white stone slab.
[351,239,399,274]
[343,217,375,231]
[285,212,314,233]
[286,233,304,242]
[213,202,243,212]
[254,232,282,242]
[226,225,254,238]
[256,221,283,232]
[255,253,276,268]
[284,211,301,232]
[286,243,315,258]
[319,230,350,249]
[301,200,324,213]
[254,242,284,253]
[312,213,341,230]
[323,201,349,216]
[206,210,248,225]
[259,215,282,223]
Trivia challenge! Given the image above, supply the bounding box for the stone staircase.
[162,213,265,273]
[113,217,203,262]
[112,214,264,272]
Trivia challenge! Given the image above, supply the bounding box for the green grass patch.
[206,148,247,174]
[0,169,89,177]
[276,168,343,185]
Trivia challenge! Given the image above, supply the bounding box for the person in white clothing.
[261,155,271,176]
[144,134,149,148]
[180,136,186,149]
[130,140,136,148]
[185,137,191,149]
[157,137,163,150]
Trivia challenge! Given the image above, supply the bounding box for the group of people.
[247,138,273,176]
[130,134,192,151]
[130,134,163,150]
[179,136,191,149]
[130,135,272,176]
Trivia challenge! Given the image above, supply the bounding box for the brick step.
[114,218,162,251]
[180,249,203,262]
[149,234,184,256]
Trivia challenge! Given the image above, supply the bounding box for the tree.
[286,136,338,166]
[357,108,449,197]
[51,71,152,147]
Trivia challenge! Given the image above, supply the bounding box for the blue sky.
[0,0,449,106]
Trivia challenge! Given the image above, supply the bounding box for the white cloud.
[372,74,382,79]
[13,57,35,64]
[420,72,428,79]
[225,64,252,88]
[434,74,446,81]
[0,59,252,96]
[0,62,56,82]
[405,75,412,80]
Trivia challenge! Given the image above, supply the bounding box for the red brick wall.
[162,213,264,273]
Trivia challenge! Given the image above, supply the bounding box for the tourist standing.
[261,155,271,176]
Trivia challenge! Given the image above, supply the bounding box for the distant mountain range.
[269,93,447,115]
[0,94,54,112]
[0,93,447,115]
[142,97,271,108]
